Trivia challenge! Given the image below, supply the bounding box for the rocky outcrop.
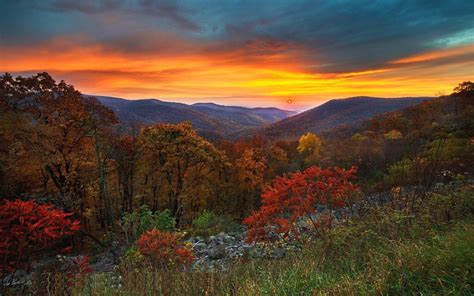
[184,232,301,270]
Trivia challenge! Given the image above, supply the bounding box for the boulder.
[207,245,226,260]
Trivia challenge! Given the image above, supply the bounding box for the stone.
[223,235,235,244]
[207,245,226,259]
[193,242,207,251]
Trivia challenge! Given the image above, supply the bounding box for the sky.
[1,0,473,110]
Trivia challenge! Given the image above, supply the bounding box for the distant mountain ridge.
[93,95,297,139]
[232,96,431,140]
[93,95,431,141]
[192,102,296,127]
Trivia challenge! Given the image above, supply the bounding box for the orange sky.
[1,40,473,111]
[2,1,474,110]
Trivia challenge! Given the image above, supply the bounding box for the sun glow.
[1,40,473,110]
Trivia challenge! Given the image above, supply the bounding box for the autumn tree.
[244,166,359,242]
[107,134,140,213]
[297,132,322,165]
[236,148,267,191]
[0,73,117,225]
[267,145,289,178]
[138,123,227,224]
[232,147,267,215]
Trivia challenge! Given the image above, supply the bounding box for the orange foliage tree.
[235,147,267,215]
[0,73,117,223]
[244,166,359,242]
[107,134,140,213]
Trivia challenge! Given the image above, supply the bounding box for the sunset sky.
[1,0,473,110]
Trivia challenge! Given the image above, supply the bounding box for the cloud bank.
[1,0,473,109]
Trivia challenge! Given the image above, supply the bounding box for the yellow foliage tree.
[297,132,322,164]
[384,129,403,140]
[138,122,227,224]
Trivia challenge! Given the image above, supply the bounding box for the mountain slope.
[236,96,431,140]
[94,96,295,138]
[192,102,296,128]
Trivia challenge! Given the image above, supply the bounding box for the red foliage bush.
[244,166,359,242]
[137,229,194,267]
[0,199,80,272]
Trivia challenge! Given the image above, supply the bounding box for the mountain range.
[233,96,431,140]
[94,95,431,140]
[95,96,296,139]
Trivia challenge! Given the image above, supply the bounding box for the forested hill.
[95,96,296,139]
[233,96,430,140]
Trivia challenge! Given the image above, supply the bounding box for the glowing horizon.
[1,1,473,111]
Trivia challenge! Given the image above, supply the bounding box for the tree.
[267,145,291,178]
[236,148,267,191]
[453,81,474,96]
[297,132,322,164]
[233,148,267,215]
[0,73,117,223]
[138,123,226,224]
[384,129,403,140]
[107,134,140,213]
[244,166,359,242]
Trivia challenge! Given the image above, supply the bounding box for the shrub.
[121,246,145,269]
[121,206,176,243]
[154,209,176,232]
[192,211,242,237]
[425,185,474,223]
[0,199,80,273]
[385,158,413,187]
[136,229,194,267]
[244,166,359,242]
[192,211,216,230]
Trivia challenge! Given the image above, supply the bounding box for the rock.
[193,242,207,251]
[2,270,28,287]
[91,252,115,272]
[186,230,303,269]
[207,245,226,259]
[223,235,235,244]
[235,233,245,241]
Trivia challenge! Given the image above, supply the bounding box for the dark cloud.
[205,0,474,72]
[1,0,473,72]
[137,0,200,31]
[50,0,122,14]
[48,0,200,31]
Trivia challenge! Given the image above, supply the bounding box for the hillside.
[235,96,430,140]
[95,96,296,138]
[192,103,295,128]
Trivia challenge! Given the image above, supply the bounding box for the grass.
[67,217,474,295]
[25,186,473,295]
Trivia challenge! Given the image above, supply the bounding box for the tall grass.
[64,221,473,295]
[31,186,474,295]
